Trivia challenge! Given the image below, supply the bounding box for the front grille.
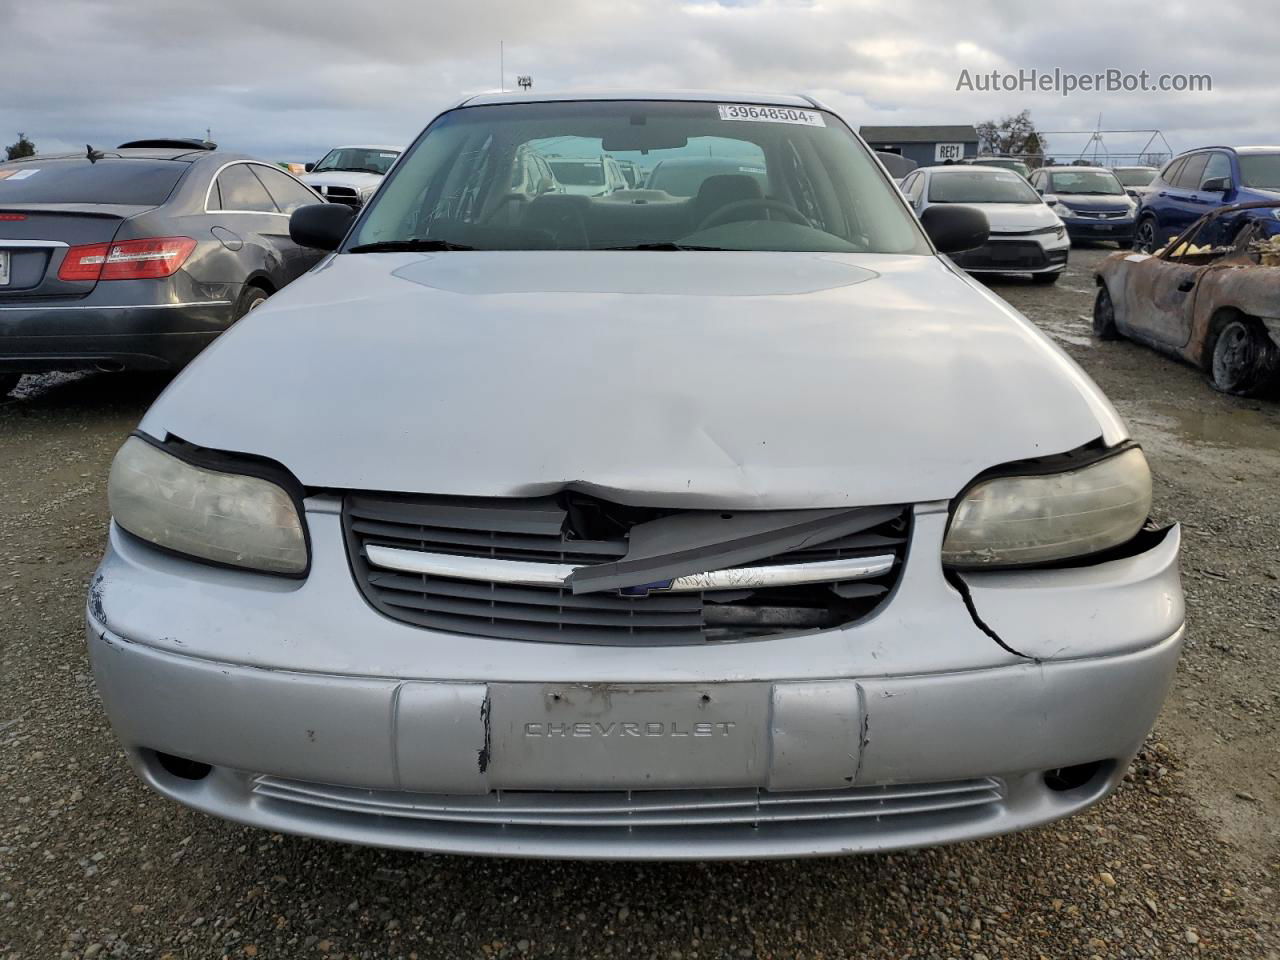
[952,240,1048,270]
[321,186,361,207]
[251,776,1006,829]
[344,493,909,645]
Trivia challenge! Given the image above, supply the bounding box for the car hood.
[302,171,384,191]
[953,202,1059,233]
[1052,192,1134,211]
[139,251,1127,508]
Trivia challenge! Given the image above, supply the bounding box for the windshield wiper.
[599,242,729,251]
[347,238,476,253]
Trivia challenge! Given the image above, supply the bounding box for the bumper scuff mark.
[478,690,493,773]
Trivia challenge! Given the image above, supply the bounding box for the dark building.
[859,125,980,168]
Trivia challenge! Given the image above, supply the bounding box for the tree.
[975,110,1047,160]
[5,133,35,160]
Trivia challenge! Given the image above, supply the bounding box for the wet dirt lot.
[1,246,1277,959]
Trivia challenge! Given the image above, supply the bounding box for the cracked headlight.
[942,447,1152,568]
[108,436,308,576]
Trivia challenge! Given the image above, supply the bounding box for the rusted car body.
[1094,201,1280,396]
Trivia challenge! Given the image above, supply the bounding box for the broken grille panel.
[343,493,909,645]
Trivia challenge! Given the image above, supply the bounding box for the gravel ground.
[1,246,1278,959]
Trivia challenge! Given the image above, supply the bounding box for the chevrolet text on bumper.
[85,92,1184,860]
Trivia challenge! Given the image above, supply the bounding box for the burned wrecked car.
[86,92,1183,860]
[1095,201,1280,396]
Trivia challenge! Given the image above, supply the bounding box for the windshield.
[1113,168,1156,187]
[1239,154,1280,189]
[313,148,399,176]
[970,158,1030,178]
[349,100,930,254]
[1048,170,1125,196]
[0,158,187,205]
[547,159,605,186]
[928,170,1040,204]
[646,156,768,197]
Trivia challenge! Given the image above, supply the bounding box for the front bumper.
[951,233,1070,275]
[0,277,239,372]
[1062,216,1136,243]
[86,502,1184,859]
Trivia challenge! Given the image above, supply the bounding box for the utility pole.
[499,41,504,92]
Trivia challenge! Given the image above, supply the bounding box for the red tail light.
[57,242,110,282]
[58,236,196,282]
[0,213,27,221]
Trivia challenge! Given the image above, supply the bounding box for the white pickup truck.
[302,145,402,208]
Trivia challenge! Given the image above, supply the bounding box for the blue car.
[1028,166,1137,246]
[1132,146,1280,252]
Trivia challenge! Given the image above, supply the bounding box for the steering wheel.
[697,198,810,232]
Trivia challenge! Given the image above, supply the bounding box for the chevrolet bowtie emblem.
[617,579,675,597]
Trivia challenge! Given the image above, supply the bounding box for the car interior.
[1164,209,1280,265]
[355,107,926,255]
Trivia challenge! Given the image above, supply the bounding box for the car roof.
[6,148,257,164]
[328,144,402,152]
[1175,145,1280,156]
[1111,165,1156,170]
[1039,165,1111,172]
[922,164,1010,174]
[459,89,819,109]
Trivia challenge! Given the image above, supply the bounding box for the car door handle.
[1177,278,1196,293]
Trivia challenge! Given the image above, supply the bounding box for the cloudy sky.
[2,0,1272,163]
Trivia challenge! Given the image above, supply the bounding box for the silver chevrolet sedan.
[86,92,1184,860]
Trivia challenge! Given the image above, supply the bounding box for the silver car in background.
[903,165,1070,282]
[87,92,1183,860]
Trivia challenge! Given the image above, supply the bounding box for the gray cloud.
[2,0,1275,162]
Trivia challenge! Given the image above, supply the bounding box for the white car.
[546,156,628,196]
[302,145,402,208]
[87,92,1181,860]
[902,165,1069,283]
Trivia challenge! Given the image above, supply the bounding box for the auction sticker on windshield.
[718,104,825,126]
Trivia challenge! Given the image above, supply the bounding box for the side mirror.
[1200,177,1232,193]
[289,203,355,251]
[304,162,316,173]
[920,204,989,254]
[1035,185,1045,194]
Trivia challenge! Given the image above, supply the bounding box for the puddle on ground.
[1036,315,1094,348]
[1117,398,1280,458]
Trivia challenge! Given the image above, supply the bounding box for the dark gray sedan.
[0,140,327,396]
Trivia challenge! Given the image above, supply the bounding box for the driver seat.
[689,174,765,231]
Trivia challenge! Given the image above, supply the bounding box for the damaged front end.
[344,492,911,645]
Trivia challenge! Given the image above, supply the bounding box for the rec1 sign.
[935,143,965,162]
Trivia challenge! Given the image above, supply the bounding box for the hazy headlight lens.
[108,436,307,575]
[942,447,1152,568]
[1052,202,1075,218]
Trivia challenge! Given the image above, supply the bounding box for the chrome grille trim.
[251,776,1006,828]
[343,493,910,644]
[365,544,896,593]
